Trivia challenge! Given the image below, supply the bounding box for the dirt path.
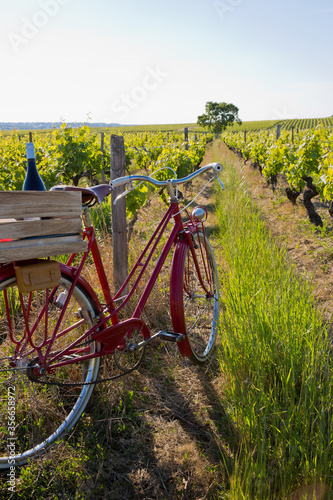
[93,145,232,500]
[93,145,231,499]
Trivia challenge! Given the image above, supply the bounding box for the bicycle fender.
[0,261,102,314]
[0,263,15,282]
[169,240,193,358]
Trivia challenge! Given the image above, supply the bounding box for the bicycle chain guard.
[92,317,150,354]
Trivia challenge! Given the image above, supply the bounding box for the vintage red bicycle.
[0,161,223,466]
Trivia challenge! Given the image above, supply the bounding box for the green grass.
[215,147,333,498]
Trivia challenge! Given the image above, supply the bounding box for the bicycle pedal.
[158,331,185,342]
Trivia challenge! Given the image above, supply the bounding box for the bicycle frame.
[2,197,209,376]
[0,161,223,469]
[76,198,208,355]
[2,161,223,376]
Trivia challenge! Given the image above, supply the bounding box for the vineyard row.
[223,125,333,227]
[228,116,333,133]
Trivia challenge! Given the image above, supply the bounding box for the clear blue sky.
[1,0,332,124]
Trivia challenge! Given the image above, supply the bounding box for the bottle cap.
[26,142,35,160]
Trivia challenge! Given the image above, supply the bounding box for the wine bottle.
[23,142,46,191]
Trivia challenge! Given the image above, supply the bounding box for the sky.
[1,0,332,125]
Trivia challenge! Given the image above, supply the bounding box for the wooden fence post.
[110,134,128,292]
[276,124,281,140]
[100,132,106,184]
[184,127,189,150]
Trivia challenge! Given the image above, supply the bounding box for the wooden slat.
[0,234,82,250]
[0,238,88,263]
[0,218,82,240]
[0,191,86,262]
[0,191,82,219]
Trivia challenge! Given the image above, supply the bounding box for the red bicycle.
[0,162,223,467]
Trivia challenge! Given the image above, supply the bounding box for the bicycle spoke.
[0,274,100,467]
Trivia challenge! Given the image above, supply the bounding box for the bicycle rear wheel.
[0,271,100,468]
[170,231,219,365]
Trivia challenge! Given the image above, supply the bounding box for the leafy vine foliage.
[223,125,333,226]
[0,125,212,220]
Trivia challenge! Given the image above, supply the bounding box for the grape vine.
[0,124,212,221]
[223,125,333,226]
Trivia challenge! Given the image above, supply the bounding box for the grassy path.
[212,138,333,499]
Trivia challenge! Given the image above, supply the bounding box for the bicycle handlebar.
[109,162,223,190]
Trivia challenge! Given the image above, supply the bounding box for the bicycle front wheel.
[170,231,220,365]
[0,271,101,468]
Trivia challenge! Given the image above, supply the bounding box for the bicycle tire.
[170,231,219,365]
[0,271,100,468]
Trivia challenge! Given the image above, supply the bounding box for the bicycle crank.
[114,329,146,372]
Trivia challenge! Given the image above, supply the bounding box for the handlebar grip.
[211,162,223,173]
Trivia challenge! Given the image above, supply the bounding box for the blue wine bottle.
[23,142,46,191]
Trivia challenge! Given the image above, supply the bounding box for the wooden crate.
[0,191,87,263]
